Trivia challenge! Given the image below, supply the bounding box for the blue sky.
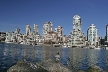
[0,0,108,38]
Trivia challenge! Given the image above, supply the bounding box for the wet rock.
[102,71,108,72]
[7,60,48,72]
[77,70,85,72]
[7,59,72,72]
[38,59,72,72]
[86,65,103,72]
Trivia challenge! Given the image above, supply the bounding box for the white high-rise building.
[106,24,108,42]
[55,26,63,37]
[73,15,82,31]
[54,26,63,42]
[87,24,98,45]
[26,25,31,36]
[33,24,38,35]
[57,26,63,37]
[69,15,86,47]
[15,28,20,34]
[42,22,53,37]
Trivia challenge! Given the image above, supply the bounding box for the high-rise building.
[42,22,53,38]
[15,28,20,34]
[69,15,86,47]
[106,24,108,41]
[33,24,38,35]
[55,26,63,42]
[5,32,12,42]
[55,26,63,37]
[73,15,82,31]
[26,25,31,36]
[87,24,98,45]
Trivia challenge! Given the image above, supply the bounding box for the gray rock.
[7,59,72,72]
[86,65,103,72]
[77,70,85,72]
[7,60,48,72]
[102,71,108,72]
[38,59,72,72]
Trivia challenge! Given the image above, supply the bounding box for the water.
[0,42,108,72]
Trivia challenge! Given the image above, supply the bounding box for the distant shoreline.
[0,42,107,50]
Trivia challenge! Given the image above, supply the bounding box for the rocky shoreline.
[7,59,107,72]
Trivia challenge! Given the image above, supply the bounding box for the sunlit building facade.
[69,15,86,47]
[87,24,98,45]
[106,24,108,42]
[33,24,38,35]
[26,25,31,36]
[42,22,53,40]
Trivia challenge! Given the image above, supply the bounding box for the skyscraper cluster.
[0,14,106,47]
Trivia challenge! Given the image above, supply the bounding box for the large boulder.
[7,60,48,72]
[7,59,72,72]
[86,65,103,72]
[77,70,85,72]
[38,59,72,72]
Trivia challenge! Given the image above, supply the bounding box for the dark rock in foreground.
[38,59,72,72]
[86,65,102,72]
[7,59,72,72]
[7,60,48,72]
[77,70,85,72]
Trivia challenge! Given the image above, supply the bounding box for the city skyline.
[0,0,108,38]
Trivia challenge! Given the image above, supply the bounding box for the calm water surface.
[0,43,108,72]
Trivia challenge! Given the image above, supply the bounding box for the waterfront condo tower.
[33,24,38,35]
[54,26,63,42]
[106,24,108,42]
[42,22,53,38]
[69,15,86,47]
[87,24,98,46]
[26,25,31,36]
[15,28,20,34]
[55,26,63,37]
[73,15,82,31]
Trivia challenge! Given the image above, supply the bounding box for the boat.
[95,46,101,50]
[62,43,68,48]
[5,41,13,44]
[20,42,24,44]
[105,47,108,50]
[89,45,95,49]
[95,47,101,50]
[62,45,68,48]
[67,45,71,48]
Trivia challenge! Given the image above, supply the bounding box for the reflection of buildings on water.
[35,46,42,62]
[3,47,9,56]
[87,49,99,66]
[60,48,69,65]
[79,49,89,70]
[68,48,84,70]
[106,50,108,70]
[97,50,107,70]
[41,47,54,61]
[0,43,4,58]
[3,44,12,56]
[2,44,43,62]
[3,44,21,58]
[41,47,62,61]
[22,46,42,62]
[41,47,51,61]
